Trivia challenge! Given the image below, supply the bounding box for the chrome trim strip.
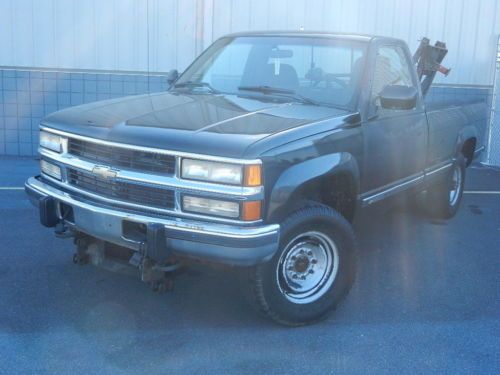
[39,173,263,226]
[26,177,279,240]
[425,162,453,177]
[361,174,424,206]
[40,148,263,198]
[361,162,454,206]
[40,126,262,165]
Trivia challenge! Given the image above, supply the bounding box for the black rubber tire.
[426,156,466,219]
[245,203,357,326]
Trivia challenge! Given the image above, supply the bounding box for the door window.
[371,46,414,108]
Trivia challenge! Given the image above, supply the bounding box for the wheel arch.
[456,126,478,166]
[461,137,477,166]
[266,152,360,224]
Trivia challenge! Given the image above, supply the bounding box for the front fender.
[266,152,360,221]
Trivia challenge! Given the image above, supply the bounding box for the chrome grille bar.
[68,138,176,175]
[67,168,176,210]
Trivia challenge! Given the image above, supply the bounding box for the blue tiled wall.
[0,68,493,156]
[425,85,492,106]
[0,68,168,156]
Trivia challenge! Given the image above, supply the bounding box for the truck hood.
[42,92,350,158]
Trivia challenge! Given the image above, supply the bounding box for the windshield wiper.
[237,85,319,106]
[173,81,219,93]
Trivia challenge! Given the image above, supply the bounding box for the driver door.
[361,44,427,199]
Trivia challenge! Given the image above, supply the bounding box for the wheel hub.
[293,255,310,273]
[277,231,339,304]
[287,250,316,281]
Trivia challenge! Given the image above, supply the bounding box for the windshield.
[175,36,367,109]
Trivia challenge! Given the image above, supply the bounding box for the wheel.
[245,203,357,326]
[426,156,466,219]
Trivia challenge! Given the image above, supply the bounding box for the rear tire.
[245,203,357,326]
[426,156,466,219]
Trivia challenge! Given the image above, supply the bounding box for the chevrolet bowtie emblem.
[92,165,118,179]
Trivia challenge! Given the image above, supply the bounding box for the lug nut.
[301,275,306,280]
[309,269,314,274]
[292,273,298,279]
[307,251,313,256]
[311,259,317,264]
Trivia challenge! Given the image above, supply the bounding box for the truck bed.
[425,98,488,163]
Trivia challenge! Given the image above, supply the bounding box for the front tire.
[246,204,357,326]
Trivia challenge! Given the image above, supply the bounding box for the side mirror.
[379,85,418,110]
[166,69,179,86]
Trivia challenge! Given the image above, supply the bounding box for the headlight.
[40,131,64,153]
[182,195,240,218]
[182,159,242,185]
[182,195,262,221]
[40,160,62,180]
[181,159,261,186]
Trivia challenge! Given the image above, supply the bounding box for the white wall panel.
[0,1,13,66]
[12,0,34,67]
[0,0,197,73]
[116,0,138,71]
[74,0,95,69]
[32,0,55,68]
[62,0,80,68]
[1,0,499,85]
[175,0,198,70]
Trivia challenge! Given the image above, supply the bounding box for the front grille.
[68,138,176,175]
[67,168,175,210]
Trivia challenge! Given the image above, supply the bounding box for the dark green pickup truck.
[26,32,486,325]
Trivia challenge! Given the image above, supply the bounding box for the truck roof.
[223,30,404,44]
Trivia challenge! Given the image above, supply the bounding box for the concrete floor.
[0,157,499,374]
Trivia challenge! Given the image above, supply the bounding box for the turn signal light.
[241,201,262,221]
[244,164,262,186]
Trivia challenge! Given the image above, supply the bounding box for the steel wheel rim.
[449,164,462,206]
[276,231,339,304]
